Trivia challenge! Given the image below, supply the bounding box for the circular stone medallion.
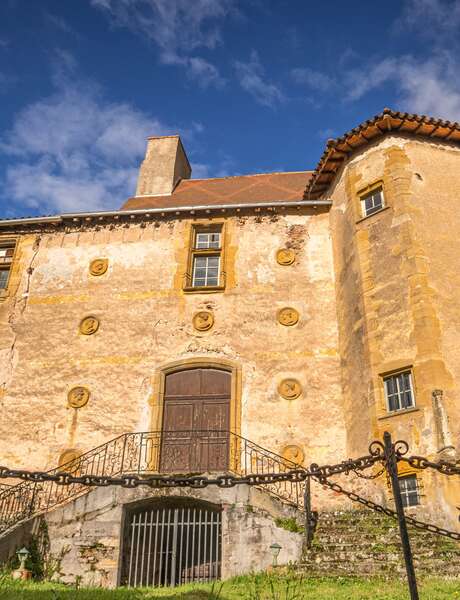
[68,386,90,408]
[89,258,109,276]
[276,248,295,266]
[277,307,299,326]
[278,378,302,400]
[193,311,214,331]
[58,449,81,474]
[79,316,100,336]
[281,445,305,466]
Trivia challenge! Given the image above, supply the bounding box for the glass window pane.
[195,231,221,249]
[385,378,395,396]
[373,191,382,208]
[0,269,9,289]
[405,477,417,491]
[388,395,399,412]
[194,256,207,267]
[385,371,414,412]
[401,372,412,391]
[207,276,218,286]
[362,187,384,216]
[402,391,413,409]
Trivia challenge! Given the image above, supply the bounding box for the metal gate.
[121,500,222,587]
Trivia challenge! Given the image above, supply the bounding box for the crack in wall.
[1,236,41,394]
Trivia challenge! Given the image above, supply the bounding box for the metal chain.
[0,467,308,489]
[352,465,386,480]
[401,456,460,476]
[317,476,460,541]
[0,453,383,489]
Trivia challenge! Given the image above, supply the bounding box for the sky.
[1,0,460,219]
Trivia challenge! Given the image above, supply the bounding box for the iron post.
[304,477,317,549]
[383,431,419,600]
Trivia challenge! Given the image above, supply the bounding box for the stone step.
[296,510,460,578]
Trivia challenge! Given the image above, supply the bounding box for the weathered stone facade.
[1,109,460,584]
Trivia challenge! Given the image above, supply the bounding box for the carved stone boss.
[277,307,299,326]
[79,316,100,335]
[193,311,214,331]
[89,258,109,276]
[278,378,302,400]
[281,445,304,465]
[276,248,295,266]
[68,386,90,409]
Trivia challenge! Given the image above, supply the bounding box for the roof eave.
[304,108,460,200]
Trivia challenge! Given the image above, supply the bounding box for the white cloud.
[234,50,284,108]
[291,67,335,92]
[398,0,460,38]
[91,0,234,86]
[188,57,225,88]
[0,60,173,214]
[345,53,460,121]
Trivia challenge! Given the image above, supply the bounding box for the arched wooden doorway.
[160,368,231,473]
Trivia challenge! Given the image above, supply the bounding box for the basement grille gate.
[121,501,222,587]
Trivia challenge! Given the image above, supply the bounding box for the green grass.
[0,573,459,600]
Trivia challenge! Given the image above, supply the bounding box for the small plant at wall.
[275,517,304,534]
[4,518,50,580]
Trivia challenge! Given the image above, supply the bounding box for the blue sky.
[1,0,460,218]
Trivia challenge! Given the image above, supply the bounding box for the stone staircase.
[298,509,460,578]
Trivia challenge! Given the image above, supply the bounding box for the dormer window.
[361,186,384,217]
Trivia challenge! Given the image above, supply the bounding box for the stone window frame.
[386,462,424,508]
[398,473,421,508]
[183,222,226,293]
[0,237,19,300]
[356,180,389,222]
[383,368,416,413]
[376,363,421,420]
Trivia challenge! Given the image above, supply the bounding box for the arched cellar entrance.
[160,367,231,473]
[120,498,222,587]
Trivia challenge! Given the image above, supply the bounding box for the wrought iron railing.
[0,430,303,534]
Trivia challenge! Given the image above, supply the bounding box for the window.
[0,240,16,291]
[399,475,420,508]
[383,370,415,412]
[185,226,224,290]
[361,186,384,217]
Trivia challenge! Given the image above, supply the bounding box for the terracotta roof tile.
[122,171,312,210]
[304,108,460,200]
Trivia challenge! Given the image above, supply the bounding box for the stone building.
[0,108,459,586]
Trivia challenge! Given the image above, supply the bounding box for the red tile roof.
[122,171,312,210]
[305,108,460,200]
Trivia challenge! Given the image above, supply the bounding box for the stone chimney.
[135,135,191,197]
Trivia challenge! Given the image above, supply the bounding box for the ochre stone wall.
[329,135,460,527]
[2,134,460,530]
[0,210,346,491]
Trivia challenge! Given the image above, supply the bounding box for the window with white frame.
[383,370,415,412]
[0,240,16,290]
[361,186,384,217]
[192,255,220,287]
[187,227,223,289]
[195,231,221,249]
[399,474,420,507]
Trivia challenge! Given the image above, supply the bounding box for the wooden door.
[160,368,230,473]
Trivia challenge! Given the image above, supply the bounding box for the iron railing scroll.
[0,430,303,535]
